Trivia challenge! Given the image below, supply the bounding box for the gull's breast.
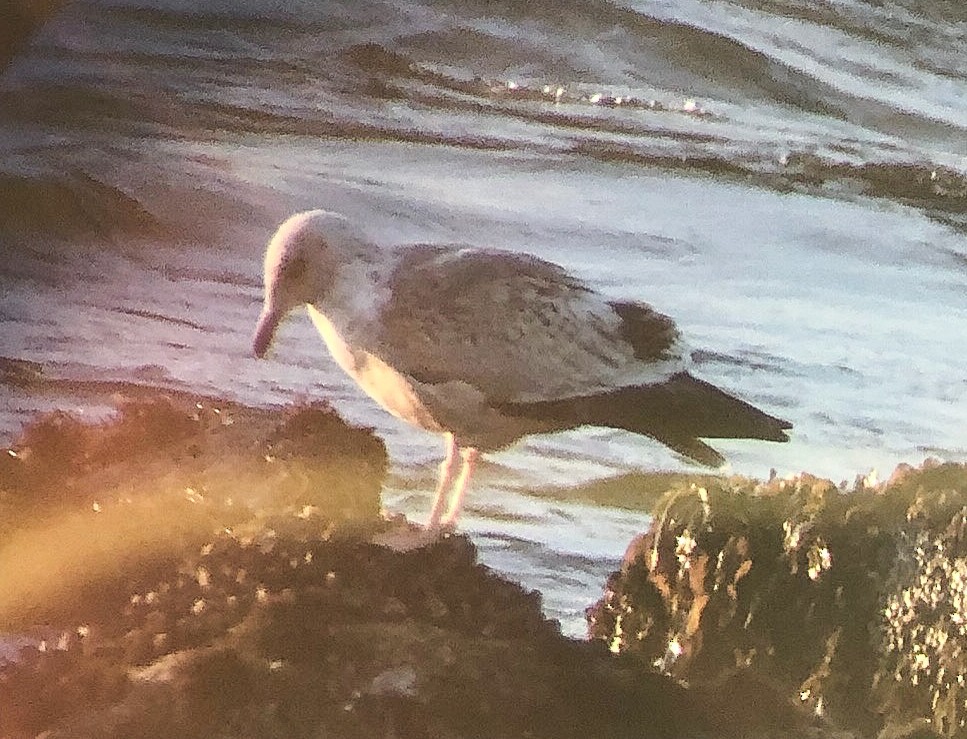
[306,305,445,434]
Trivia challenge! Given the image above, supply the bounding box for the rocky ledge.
[589,462,967,739]
[1,388,963,738]
[0,391,702,739]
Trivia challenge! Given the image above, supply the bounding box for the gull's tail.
[499,372,792,467]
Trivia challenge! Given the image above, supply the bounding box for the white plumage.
[253,210,790,530]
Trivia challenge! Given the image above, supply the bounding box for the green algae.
[589,463,967,738]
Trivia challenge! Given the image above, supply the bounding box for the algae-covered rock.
[878,466,967,738]
[0,393,386,631]
[0,522,706,738]
[0,392,705,739]
[588,463,967,738]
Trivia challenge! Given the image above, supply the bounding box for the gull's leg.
[427,432,459,529]
[440,447,479,528]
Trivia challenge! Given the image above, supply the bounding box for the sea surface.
[1,0,965,635]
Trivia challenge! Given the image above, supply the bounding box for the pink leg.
[440,448,478,528]
[427,433,459,528]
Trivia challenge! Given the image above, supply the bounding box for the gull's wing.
[496,372,792,466]
[365,245,685,404]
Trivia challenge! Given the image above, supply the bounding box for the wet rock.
[0,392,705,738]
[0,392,386,630]
[0,517,704,738]
[588,465,967,738]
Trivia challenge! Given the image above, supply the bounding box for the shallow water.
[1,0,965,635]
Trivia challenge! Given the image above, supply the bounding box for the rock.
[588,466,967,738]
[0,392,386,631]
[0,392,706,738]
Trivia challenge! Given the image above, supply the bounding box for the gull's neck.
[316,240,395,332]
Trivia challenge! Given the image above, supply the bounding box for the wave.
[2,0,964,321]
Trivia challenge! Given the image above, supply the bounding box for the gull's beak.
[253,308,282,358]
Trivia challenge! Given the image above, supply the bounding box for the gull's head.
[253,209,366,358]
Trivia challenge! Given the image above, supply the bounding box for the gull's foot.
[371,515,454,552]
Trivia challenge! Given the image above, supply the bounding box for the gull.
[252,210,791,531]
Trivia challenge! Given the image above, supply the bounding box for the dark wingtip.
[497,372,793,465]
[764,418,793,441]
[661,436,727,467]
